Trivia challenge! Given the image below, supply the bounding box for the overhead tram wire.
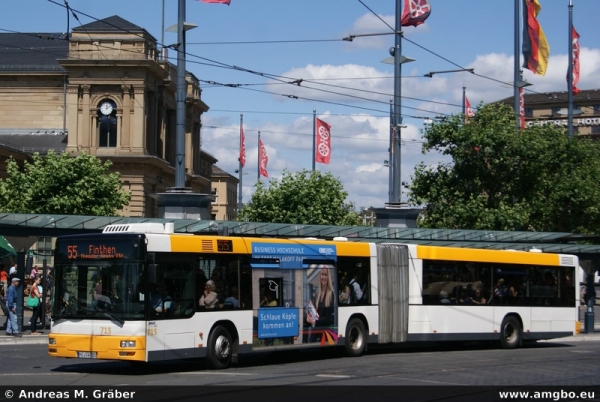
[0,34,445,120]
[47,0,580,119]
[49,0,595,116]
[39,0,474,118]
[357,0,596,115]
[201,125,426,148]
[198,78,444,119]
[64,5,148,111]
[188,38,346,45]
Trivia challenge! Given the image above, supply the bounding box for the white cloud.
[203,40,600,212]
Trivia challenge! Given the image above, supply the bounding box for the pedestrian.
[8,263,17,280]
[29,276,43,335]
[0,264,7,296]
[29,265,38,280]
[6,277,22,337]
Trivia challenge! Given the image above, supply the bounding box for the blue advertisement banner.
[251,242,336,269]
[257,307,300,338]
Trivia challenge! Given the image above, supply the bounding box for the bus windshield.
[53,260,145,322]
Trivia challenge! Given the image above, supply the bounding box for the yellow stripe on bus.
[416,245,561,266]
[169,235,371,257]
[49,334,146,361]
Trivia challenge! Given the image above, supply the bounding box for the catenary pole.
[392,0,402,202]
[175,0,186,187]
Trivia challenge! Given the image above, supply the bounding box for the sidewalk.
[0,306,50,345]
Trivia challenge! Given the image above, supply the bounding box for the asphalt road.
[1,338,599,387]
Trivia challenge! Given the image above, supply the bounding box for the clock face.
[100,102,114,116]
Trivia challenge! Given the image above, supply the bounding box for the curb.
[0,334,48,345]
[0,332,598,347]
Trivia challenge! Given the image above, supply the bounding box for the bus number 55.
[67,245,78,259]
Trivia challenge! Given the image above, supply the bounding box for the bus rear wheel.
[500,316,522,349]
[208,325,232,369]
[344,318,366,357]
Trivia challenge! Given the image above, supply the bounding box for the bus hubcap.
[215,335,230,359]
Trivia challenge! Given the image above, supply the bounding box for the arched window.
[98,100,117,147]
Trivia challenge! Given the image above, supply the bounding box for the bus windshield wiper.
[97,308,124,325]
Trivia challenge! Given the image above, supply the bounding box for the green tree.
[0,151,131,216]
[238,169,360,225]
[405,103,600,233]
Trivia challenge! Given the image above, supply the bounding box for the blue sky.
[2,0,599,210]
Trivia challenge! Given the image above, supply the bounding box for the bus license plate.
[77,351,97,359]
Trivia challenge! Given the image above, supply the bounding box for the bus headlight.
[48,338,56,345]
[120,341,136,348]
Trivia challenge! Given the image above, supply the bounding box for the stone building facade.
[500,89,600,136]
[0,15,237,218]
[211,166,239,221]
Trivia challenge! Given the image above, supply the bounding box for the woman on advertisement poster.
[306,264,337,344]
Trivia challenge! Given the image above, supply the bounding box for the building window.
[592,125,600,135]
[594,104,600,114]
[98,100,117,147]
[35,237,53,265]
[524,108,534,117]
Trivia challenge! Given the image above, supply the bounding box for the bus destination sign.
[57,238,142,261]
[65,244,125,260]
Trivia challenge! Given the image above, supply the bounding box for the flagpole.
[238,113,244,212]
[257,131,261,181]
[388,99,393,203]
[462,84,466,115]
[513,0,521,129]
[392,0,402,203]
[312,108,316,171]
[567,0,574,140]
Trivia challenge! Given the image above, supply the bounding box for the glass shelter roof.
[1,213,599,256]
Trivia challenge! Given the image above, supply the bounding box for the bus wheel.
[208,325,232,369]
[344,318,366,357]
[500,316,522,349]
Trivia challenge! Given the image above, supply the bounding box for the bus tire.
[500,316,522,349]
[344,318,366,357]
[208,325,232,369]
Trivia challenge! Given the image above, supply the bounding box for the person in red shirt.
[0,265,7,296]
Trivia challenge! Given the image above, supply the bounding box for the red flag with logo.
[465,97,475,123]
[570,26,581,95]
[315,118,331,165]
[259,138,268,178]
[200,0,230,4]
[240,124,246,168]
[401,0,432,27]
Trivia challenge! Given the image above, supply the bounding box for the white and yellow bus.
[48,223,580,369]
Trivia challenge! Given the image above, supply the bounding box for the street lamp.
[173,0,197,189]
[423,68,474,78]
[382,43,415,204]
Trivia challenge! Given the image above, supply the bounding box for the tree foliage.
[0,151,131,216]
[238,169,360,225]
[405,103,600,233]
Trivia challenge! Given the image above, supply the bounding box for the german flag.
[522,0,550,76]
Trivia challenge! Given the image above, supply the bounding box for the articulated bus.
[48,223,580,369]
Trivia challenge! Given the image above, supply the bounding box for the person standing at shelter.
[29,265,38,281]
[6,277,22,337]
[8,263,17,280]
[0,265,7,296]
[29,276,43,335]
